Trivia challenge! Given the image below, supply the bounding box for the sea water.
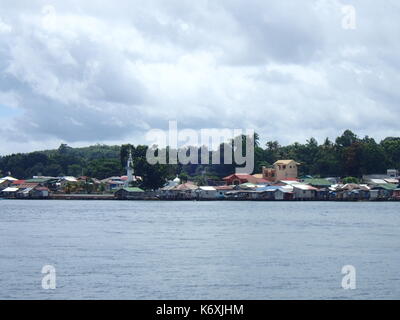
[0,200,399,299]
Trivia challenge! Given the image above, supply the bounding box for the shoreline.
[1,195,399,202]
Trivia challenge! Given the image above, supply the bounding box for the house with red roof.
[223,174,269,186]
[10,180,26,186]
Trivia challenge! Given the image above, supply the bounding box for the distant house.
[261,160,300,182]
[196,186,218,200]
[387,169,399,178]
[315,188,330,200]
[10,180,26,186]
[1,187,19,198]
[215,186,234,199]
[369,179,388,185]
[30,187,50,199]
[0,176,18,182]
[114,187,145,200]
[384,178,399,184]
[223,174,269,186]
[302,178,332,188]
[12,184,50,199]
[237,182,258,190]
[159,182,198,200]
[335,184,370,201]
[101,176,142,192]
[369,189,380,201]
[363,173,399,185]
[25,177,58,191]
[278,179,301,186]
[370,184,397,200]
[392,188,400,200]
[292,184,318,200]
[252,186,276,200]
[164,176,181,188]
[274,186,294,201]
[225,190,254,200]
[13,182,39,189]
[101,177,126,192]
[0,179,11,191]
[16,188,34,198]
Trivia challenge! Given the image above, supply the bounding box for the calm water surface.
[0,200,399,299]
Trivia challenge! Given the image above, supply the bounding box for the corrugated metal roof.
[223,174,269,184]
[120,187,144,192]
[11,180,26,185]
[215,186,234,190]
[35,187,49,191]
[173,183,198,190]
[385,178,399,184]
[274,160,300,165]
[279,185,294,192]
[256,186,278,192]
[293,184,318,191]
[25,178,53,183]
[62,176,78,182]
[373,184,398,190]
[370,179,387,184]
[16,183,39,189]
[280,180,301,185]
[303,178,332,186]
[198,186,216,191]
[2,187,19,192]
[1,176,18,181]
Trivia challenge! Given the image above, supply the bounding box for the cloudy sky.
[0,0,399,155]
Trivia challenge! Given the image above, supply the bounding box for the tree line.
[1,130,399,190]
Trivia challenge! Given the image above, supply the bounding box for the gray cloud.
[0,0,400,155]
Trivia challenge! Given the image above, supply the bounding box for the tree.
[342,177,359,184]
[68,164,83,177]
[381,137,400,169]
[314,138,340,177]
[341,142,363,177]
[84,159,123,179]
[336,130,359,148]
[1,130,399,183]
[58,144,73,155]
[44,164,63,177]
[360,137,387,174]
[129,145,170,190]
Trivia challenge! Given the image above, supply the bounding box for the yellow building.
[262,160,300,182]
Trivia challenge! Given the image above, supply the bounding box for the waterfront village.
[1,150,400,202]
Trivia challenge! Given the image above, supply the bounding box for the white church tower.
[126,150,135,187]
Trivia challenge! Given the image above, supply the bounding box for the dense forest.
[1,130,399,189]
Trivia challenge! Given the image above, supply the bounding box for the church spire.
[126,149,135,186]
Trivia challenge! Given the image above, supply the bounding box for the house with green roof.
[302,178,332,188]
[114,187,145,200]
[370,183,398,200]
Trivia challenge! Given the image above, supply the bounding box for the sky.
[0,0,400,155]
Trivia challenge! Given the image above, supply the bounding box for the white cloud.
[0,18,12,33]
[0,0,400,155]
